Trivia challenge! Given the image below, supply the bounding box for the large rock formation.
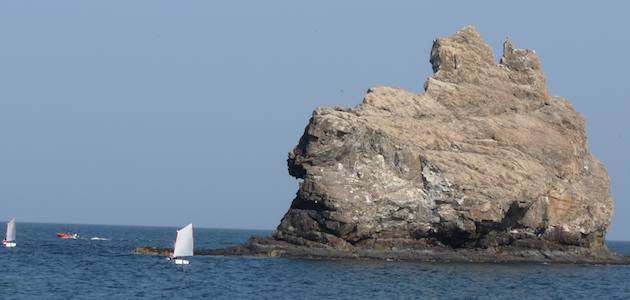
[272,26,615,255]
[135,27,628,264]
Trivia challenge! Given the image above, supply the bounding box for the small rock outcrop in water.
[136,27,629,264]
[130,247,171,255]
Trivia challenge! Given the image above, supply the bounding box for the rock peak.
[500,37,515,64]
[429,26,494,81]
[425,26,550,115]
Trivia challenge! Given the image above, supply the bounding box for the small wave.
[90,237,110,241]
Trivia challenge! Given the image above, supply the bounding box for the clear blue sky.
[2,2,630,240]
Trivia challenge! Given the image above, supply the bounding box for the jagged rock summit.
[160,26,627,264]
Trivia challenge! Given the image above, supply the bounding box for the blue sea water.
[2,222,630,299]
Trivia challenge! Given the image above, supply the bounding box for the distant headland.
[133,27,630,264]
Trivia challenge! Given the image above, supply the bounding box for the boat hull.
[56,233,77,239]
[174,259,189,265]
[5,242,16,248]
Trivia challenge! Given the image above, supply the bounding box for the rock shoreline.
[131,236,630,265]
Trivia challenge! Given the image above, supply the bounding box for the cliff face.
[275,26,614,254]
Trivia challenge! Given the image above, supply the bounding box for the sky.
[2,1,630,240]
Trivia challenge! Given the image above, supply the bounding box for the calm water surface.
[1,222,629,299]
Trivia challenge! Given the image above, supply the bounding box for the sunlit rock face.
[274,26,613,254]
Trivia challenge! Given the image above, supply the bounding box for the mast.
[172,231,180,257]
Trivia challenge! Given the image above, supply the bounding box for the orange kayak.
[56,233,78,239]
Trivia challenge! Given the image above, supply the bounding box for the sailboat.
[4,217,16,248]
[169,223,193,264]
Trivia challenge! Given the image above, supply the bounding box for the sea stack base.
[191,236,630,265]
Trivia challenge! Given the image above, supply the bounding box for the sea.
[2,223,630,299]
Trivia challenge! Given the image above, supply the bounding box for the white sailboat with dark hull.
[4,217,16,248]
[169,223,193,264]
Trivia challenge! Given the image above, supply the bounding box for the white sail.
[172,223,193,258]
[6,217,16,242]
